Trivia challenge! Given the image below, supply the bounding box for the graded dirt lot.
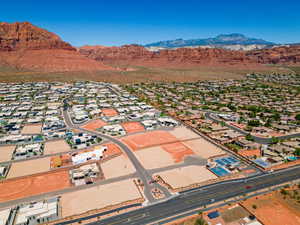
[0,145,15,162]
[134,146,174,169]
[21,124,42,134]
[101,155,136,179]
[81,119,107,131]
[102,108,118,117]
[60,179,141,217]
[7,157,51,178]
[162,142,194,163]
[170,126,224,159]
[121,130,178,151]
[242,191,300,225]
[121,121,145,134]
[102,143,123,157]
[44,139,71,155]
[0,170,70,202]
[156,165,217,189]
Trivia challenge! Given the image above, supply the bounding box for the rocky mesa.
[0,22,112,72]
[79,44,300,67]
[79,44,254,66]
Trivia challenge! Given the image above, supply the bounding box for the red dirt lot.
[81,119,107,131]
[242,192,300,225]
[162,142,194,163]
[102,108,118,117]
[121,131,178,151]
[103,143,123,157]
[121,121,145,134]
[0,170,70,202]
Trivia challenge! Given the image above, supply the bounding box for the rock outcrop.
[79,44,253,65]
[79,44,300,67]
[247,45,300,64]
[0,22,112,72]
[0,22,74,51]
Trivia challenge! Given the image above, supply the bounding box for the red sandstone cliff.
[79,44,300,67]
[247,45,300,64]
[0,22,112,72]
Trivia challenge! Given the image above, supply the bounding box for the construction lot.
[82,119,107,131]
[0,145,15,162]
[0,170,70,202]
[60,179,142,218]
[44,139,71,155]
[7,157,51,178]
[101,155,136,179]
[241,189,300,225]
[21,124,42,134]
[155,165,217,189]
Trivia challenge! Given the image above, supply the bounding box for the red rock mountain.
[0,22,112,72]
[79,44,300,67]
[79,44,252,65]
[246,45,300,64]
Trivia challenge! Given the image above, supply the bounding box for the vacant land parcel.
[0,170,70,202]
[0,145,15,162]
[7,157,51,178]
[60,179,141,217]
[101,155,136,179]
[44,139,71,155]
[156,165,217,189]
[21,124,42,134]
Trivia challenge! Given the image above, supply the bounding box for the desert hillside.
[0,22,112,72]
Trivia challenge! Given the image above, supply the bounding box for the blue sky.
[1,0,300,46]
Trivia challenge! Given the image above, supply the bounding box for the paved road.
[62,107,172,203]
[206,112,300,144]
[82,166,300,225]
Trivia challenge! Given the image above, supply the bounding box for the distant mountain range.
[1,22,299,73]
[144,33,276,51]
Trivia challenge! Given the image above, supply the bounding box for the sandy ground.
[156,165,217,189]
[82,119,107,131]
[169,126,199,140]
[0,145,15,162]
[7,157,51,178]
[121,121,145,134]
[134,146,174,169]
[44,139,71,155]
[102,108,118,117]
[162,142,194,163]
[0,170,70,203]
[60,179,141,217]
[170,126,224,159]
[101,155,136,179]
[242,192,300,225]
[121,130,177,151]
[21,124,42,134]
[183,138,224,159]
[102,143,123,157]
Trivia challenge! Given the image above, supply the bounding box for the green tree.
[296,114,300,121]
[271,136,279,144]
[247,120,260,127]
[246,134,254,141]
[294,148,300,156]
[194,217,208,225]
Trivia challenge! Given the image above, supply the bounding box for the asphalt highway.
[84,166,300,225]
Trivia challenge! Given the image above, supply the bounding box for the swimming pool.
[287,156,297,161]
[210,166,230,176]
